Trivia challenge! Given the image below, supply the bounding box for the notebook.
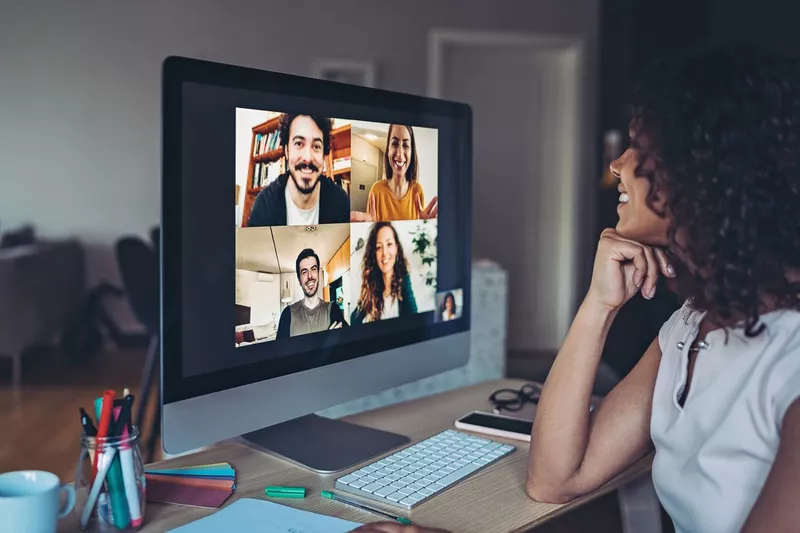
[145,462,236,509]
[168,498,363,533]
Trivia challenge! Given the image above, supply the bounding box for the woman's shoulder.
[658,299,697,351]
[370,179,389,194]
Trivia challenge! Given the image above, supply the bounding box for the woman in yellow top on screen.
[352,125,438,222]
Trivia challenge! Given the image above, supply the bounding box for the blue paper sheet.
[168,498,362,533]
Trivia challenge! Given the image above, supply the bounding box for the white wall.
[235,269,281,327]
[412,126,439,204]
[0,0,597,329]
[350,136,381,212]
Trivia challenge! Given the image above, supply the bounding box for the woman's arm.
[740,399,800,533]
[527,228,672,503]
[527,312,661,502]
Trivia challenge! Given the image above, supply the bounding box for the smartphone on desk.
[455,411,533,442]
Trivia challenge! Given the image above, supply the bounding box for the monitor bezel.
[161,56,472,405]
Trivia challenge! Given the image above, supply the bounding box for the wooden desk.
[62,379,652,532]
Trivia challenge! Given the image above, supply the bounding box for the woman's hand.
[586,228,675,312]
[417,196,438,219]
[349,522,450,533]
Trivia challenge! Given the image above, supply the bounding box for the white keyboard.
[334,429,515,509]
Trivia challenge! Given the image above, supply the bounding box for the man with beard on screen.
[276,248,348,339]
[248,114,350,226]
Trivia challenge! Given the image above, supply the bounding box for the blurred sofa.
[0,240,86,387]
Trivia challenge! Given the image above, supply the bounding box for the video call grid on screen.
[179,82,470,380]
[235,109,441,348]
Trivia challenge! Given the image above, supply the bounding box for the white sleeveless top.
[651,301,800,533]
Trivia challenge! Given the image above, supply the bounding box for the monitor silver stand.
[240,414,410,473]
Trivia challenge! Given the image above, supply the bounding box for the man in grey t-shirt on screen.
[276,248,348,339]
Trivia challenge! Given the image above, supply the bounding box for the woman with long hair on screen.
[440,292,457,321]
[350,125,439,222]
[523,44,800,533]
[351,222,418,325]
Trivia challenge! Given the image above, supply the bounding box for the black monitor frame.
[161,56,472,404]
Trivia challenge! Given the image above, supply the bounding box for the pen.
[104,405,131,529]
[80,408,97,436]
[321,490,412,525]
[92,390,116,483]
[81,447,118,529]
[118,396,143,527]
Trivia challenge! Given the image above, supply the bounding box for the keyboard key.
[435,462,482,487]
[349,480,367,489]
[375,485,397,498]
[361,482,386,493]
[387,492,404,502]
[339,474,359,484]
[399,497,418,506]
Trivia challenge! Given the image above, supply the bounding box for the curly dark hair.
[278,113,333,156]
[628,44,800,336]
[358,222,409,321]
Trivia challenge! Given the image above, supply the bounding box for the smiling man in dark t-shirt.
[248,114,349,227]
[277,248,348,338]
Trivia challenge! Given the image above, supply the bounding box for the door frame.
[427,29,588,349]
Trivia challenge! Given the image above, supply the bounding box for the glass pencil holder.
[75,426,146,531]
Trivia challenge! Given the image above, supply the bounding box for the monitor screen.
[162,59,471,403]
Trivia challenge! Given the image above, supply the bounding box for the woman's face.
[375,226,398,276]
[387,126,412,179]
[445,296,454,312]
[611,145,670,246]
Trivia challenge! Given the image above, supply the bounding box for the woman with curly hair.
[526,45,800,533]
[351,222,418,325]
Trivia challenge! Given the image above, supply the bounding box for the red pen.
[92,389,116,483]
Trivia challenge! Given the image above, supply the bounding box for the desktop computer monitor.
[161,56,472,472]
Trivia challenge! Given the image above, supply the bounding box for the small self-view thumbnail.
[436,288,463,322]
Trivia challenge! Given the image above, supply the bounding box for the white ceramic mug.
[0,470,75,533]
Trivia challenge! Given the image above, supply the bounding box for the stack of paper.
[144,462,236,509]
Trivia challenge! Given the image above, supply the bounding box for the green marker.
[321,490,412,525]
[265,486,306,499]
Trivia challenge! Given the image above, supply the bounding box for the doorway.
[428,30,587,353]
